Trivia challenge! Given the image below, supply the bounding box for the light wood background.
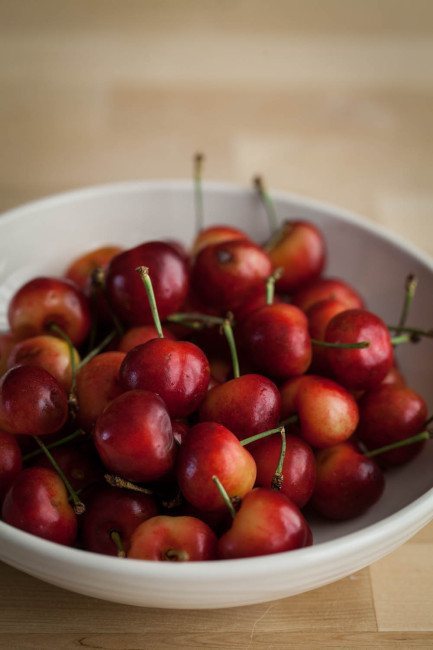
[1,1,433,647]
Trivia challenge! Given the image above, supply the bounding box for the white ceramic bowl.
[0,181,432,609]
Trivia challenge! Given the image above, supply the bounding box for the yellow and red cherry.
[76,351,125,432]
[7,334,80,392]
[0,365,68,436]
[81,486,158,557]
[292,277,364,313]
[312,443,385,520]
[357,385,428,466]
[105,241,189,325]
[251,434,316,508]
[128,515,217,561]
[93,389,175,483]
[216,484,312,559]
[65,245,122,291]
[192,225,249,258]
[176,422,257,512]
[0,430,22,503]
[2,466,77,545]
[0,332,17,376]
[8,277,92,346]
[324,309,393,390]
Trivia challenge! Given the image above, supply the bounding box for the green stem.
[165,549,190,562]
[222,317,240,379]
[364,430,431,458]
[390,334,412,346]
[110,530,126,558]
[194,152,205,233]
[212,475,236,519]
[271,427,286,490]
[387,325,433,341]
[77,330,117,369]
[23,429,85,462]
[104,473,154,495]
[266,268,283,305]
[33,436,85,514]
[253,175,279,234]
[167,312,225,328]
[398,274,418,328]
[136,266,164,338]
[240,425,285,447]
[311,338,370,349]
[424,414,433,428]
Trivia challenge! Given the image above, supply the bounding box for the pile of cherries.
[0,166,431,562]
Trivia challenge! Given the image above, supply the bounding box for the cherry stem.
[212,475,236,519]
[32,436,85,514]
[398,274,418,328]
[272,427,286,490]
[23,428,86,462]
[424,414,433,428]
[279,414,299,428]
[253,175,279,234]
[390,334,413,346]
[311,338,370,349]
[387,325,433,342]
[110,530,126,558]
[221,316,240,379]
[194,152,205,233]
[49,323,77,397]
[90,267,124,336]
[136,266,164,338]
[167,312,225,329]
[364,430,431,458]
[164,548,190,562]
[240,425,285,447]
[78,330,117,369]
[104,473,154,495]
[266,267,283,305]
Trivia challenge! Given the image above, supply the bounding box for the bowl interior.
[1,180,432,547]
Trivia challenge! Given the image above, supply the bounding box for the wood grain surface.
[1,2,433,647]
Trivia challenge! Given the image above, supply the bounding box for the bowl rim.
[1,179,433,580]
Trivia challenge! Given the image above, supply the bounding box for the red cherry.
[292,277,364,313]
[324,309,394,391]
[191,239,272,313]
[0,365,68,436]
[7,334,80,392]
[171,420,190,446]
[34,440,103,492]
[0,430,22,502]
[0,332,17,376]
[238,303,312,379]
[199,374,281,440]
[312,443,385,520]
[357,385,428,466]
[8,277,92,346]
[2,467,77,545]
[76,351,125,432]
[176,422,257,512]
[217,488,312,559]
[93,390,175,482]
[105,242,189,325]
[128,515,218,561]
[267,220,326,293]
[306,298,348,373]
[81,486,158,556]
[251,434,316,508]
[192,225,248,257]
[120,339,210,418]
[118,325,175,353]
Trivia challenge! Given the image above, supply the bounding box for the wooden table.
[1,2,433,647]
